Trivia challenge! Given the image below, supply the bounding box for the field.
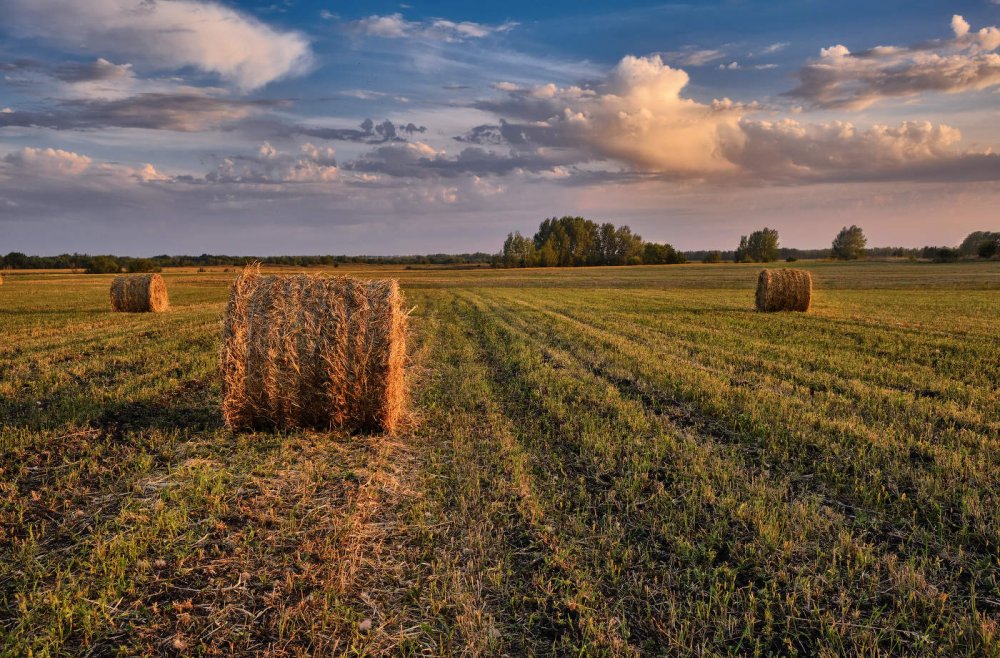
[1,261,999,656]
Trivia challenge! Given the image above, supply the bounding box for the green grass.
[1,260,998,656]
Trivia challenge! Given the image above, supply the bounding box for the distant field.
[2,261,999,656]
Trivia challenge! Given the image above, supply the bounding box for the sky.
[0,0,998,256]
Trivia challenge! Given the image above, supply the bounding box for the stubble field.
[1,261,998,656]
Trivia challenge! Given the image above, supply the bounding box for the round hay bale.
[110,273,169,313]
[755,269,812,312]
[220,265,408,435]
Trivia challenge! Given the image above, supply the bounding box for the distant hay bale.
[110,274,169,313]
[220,265,408,435]
[755,269,812,312]
[0,273,4,286]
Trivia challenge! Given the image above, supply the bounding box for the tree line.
[2,227,996,272]
[501,216,685,268]
[0,251,496,272]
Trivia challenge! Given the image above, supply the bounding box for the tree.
[127,258,161,273]
[86,256,121,274]
[610,225,644,265]
[734,236,751,263]
[831,225,867,260]
[739,228,779,263]
[501,231,537,268]
[959,231,1000,258]
[643,242,685,264]
[923,246,960,263]
[702,250,723,263]
[2,251,29,269]
[978,237,999,259]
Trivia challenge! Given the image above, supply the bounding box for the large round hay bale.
[110,273,169,312]
[220,265,408,435]
[755,269,812,312]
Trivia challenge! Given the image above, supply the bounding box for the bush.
[86,256,121,274]
[126,259,161,273]
[930,247,960,263]
[786,257,798,263]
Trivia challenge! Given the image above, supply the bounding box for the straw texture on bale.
[755,269,812,312]
[110,274,169,313]
[220,265,408,434]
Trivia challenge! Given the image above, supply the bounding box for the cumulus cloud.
[456,54,999,183]
[3,147,93,176]
[350,13,517,42]
[730,119,999,182]
[0,146,173,190]
[789,15,1000,109]
[469,55,746,175]
[207,142,339,184]
[0,0,312,91]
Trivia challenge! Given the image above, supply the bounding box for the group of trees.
[734,228,781,263]
[0,251,497,271]
[500,216,684,268]
[959,231,1000,259]
[730,225,867,263]
[3,226,995,273]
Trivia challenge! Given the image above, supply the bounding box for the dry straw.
[220,264,408,435]
[110,273,169,313]
[755,269,812,312]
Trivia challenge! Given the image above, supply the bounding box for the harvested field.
[1,261,999,656]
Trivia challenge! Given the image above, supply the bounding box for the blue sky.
[1,0,998,255]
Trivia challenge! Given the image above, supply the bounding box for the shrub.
[86,256,121,274]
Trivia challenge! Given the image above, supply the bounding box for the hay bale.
[220,265,408,434]
[110,273,169,312]
[755,269,812,312]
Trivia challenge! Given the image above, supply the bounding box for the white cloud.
[0,0,312,91]
[718,61,778,71]
[3,147,93,176]
[474,55,745,175]
[791,15,1000,109]
[207,142,339,183]
[660,48,726,67]
[462,55,999,183]
[351,13,517,42]
[952,14,971,38]
[730,119,977,181]
[758,42,790,55]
